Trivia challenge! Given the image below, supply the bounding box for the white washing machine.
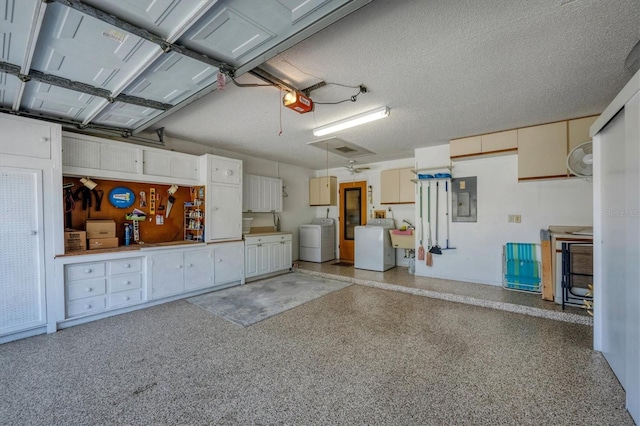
[299,218,335,263]
[354,218,396,271]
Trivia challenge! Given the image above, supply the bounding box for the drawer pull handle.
[85,269,92,273]
[125,296,130,301]
[125,281,131,285]
[225,169,233,176]
[178,265,183,269]
[86,288,93,292]
[85,304,91,309]
[217,259,222,263]
[124,264,131,268]
[188,263,193,268]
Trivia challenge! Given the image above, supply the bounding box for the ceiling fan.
[344,160,370,174]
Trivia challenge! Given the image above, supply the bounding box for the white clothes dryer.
[299,218,336,263]
[354,218,396,271]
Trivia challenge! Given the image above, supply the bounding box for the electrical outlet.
[508,214,521,223]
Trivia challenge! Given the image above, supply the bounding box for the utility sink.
[389,229,415,249]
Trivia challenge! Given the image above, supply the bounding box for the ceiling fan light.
[313,106,390,137]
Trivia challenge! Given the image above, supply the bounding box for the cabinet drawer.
[245,234,292,245]
[67,297,107,317]
[109,289,143,308]
[109,258,142,275]
[110,273,142,293]
[67,278,107,301]
[66,262,106,281]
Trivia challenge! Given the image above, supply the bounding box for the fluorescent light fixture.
[313,106,390,137]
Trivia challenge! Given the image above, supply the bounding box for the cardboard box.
[86,219,116,239]
[64,230,87,251]
[88,237,119,250]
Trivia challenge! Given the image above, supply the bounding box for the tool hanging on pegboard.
[166,185,178,217]
[63,183,75,228]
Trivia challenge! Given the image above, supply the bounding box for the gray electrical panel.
[452,177,477,222]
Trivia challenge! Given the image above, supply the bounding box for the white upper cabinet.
[0,115,52,159]
[143,150,199,182]
[243,174,283,212]
[208,155,242,185]
[61,132,200,185]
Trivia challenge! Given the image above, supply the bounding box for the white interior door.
[0,167,46,335]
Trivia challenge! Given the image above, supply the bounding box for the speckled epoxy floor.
[0,279,632,425]
[296,261,592,325]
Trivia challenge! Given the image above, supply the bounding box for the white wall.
[414,145,593,285]
[314,158,416,266]
[154,133,316,260]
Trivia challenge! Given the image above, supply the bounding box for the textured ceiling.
[153,0,639,170]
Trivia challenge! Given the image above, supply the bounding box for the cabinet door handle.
[188,263,193,268]
[178,265,183,269]
[217,259,222,263]
[40,137,49,143]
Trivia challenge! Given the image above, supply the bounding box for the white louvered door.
[0,167,46,335]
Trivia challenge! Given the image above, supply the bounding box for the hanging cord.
[279,88,283,136]
[313,83,367,105]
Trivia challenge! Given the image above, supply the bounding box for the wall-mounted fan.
[567,141,593,179]
[344,160,370,174]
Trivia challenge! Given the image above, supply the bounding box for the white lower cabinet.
[150,249,213,299]
[244,234,292,279]
[150,242,244,299]
[184,249,214,292]
[214,242,244,285]
[64,256,145,318]
[149,252,186,299]
[60,243,243,325]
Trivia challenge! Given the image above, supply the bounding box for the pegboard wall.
[63,177,200,245]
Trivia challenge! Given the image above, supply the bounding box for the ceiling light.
[283,91,314,114]
[313,106,390,137]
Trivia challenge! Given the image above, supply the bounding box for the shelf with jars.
[184,201,204,242]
